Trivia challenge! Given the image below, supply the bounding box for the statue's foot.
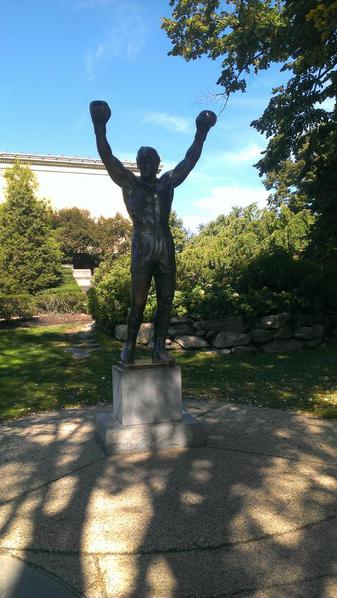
[152,342,175,364]
[120,342,135,364]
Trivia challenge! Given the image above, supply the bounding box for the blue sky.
[0,0,289,230]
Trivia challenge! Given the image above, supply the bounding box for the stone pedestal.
[96,361,205,454]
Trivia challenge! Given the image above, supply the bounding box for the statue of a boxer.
[90,101,216,364]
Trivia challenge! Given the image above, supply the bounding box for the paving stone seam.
[0,455,106,506]
[1,511,337,557]
[1,441,336,509]
[204,442,337,467]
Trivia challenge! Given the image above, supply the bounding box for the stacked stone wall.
[114,312,337,354]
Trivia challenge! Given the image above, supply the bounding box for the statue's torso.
[122,178,173,234]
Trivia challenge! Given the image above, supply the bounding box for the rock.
[219,348,231,355]
[327,314,337,328]
[206,330,218,339]
[137,323,154,344]
[114,324,127,341]
[64,347,92,359]
[304,338,323,349]
[294,326,313,340]
[166,341,183,351]
[170,316,192,324]
[231,345,258,354]
[250,328,273,344]
[296,314,314,327]
[260,313,290,329]
[168,323,194,336]
[312,324,324,338]
[262,339,303,353]
[148,338,173,349]
[273,326,293,340]
[194,329,206,337]
[175,336,209,349]
[212,332,251,348]
[115,323,154,344]
[199,315,246,332]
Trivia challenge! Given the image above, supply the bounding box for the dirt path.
[0,313,93,330]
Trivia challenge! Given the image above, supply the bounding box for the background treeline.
[0,161,336,326]
[0,163,132,318]
[90,202,333,331]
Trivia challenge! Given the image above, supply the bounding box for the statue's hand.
[89,100,111,126]
[196,110,217,133]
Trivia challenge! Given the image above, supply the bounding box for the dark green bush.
[0,294,36,320]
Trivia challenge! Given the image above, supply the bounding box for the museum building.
[0,152,138,218]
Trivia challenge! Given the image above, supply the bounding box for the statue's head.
[136,146,160,179]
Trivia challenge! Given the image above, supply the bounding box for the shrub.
[33,266,88,314]
[35,290,88,314]
[88,255,132,332]
[0,294,36,320]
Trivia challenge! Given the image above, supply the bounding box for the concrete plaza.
[0,402,337,597]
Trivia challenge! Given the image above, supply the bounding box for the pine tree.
[0,163,62,294]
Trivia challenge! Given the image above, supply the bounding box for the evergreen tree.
[0,163,62,294]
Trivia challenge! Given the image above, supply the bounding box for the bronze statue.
[90,101,216,364]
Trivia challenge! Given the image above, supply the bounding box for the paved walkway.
[1,403,337,597]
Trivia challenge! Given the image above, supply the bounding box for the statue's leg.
[120,271,152,364]
[152,272,176,363]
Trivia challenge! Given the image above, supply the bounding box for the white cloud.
[224,144,264,163]
[196,185,268,214]
[180,185,268,231]
[142,112,192,134]
[85,1,147,80]
[205,144,264,167]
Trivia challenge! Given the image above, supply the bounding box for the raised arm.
[89,101,136,189]
[160,110,217,189]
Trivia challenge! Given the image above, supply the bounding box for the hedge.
[0,294,36,320]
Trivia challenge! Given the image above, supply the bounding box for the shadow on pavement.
[0,397,337,596]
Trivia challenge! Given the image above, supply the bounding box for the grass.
[1,322,337,421]
[48,266,86,295]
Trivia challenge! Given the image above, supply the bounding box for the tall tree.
[162,0,337,299]
[53,207,99,264]
[0,163,62,293]
[169,210,190,252]
[96,213,132,258]
[162,1,337,205]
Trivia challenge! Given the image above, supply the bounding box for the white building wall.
[0,153,137,220]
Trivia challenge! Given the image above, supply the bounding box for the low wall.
[114,312,337,354]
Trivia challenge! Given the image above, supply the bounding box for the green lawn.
[1,323,337,421]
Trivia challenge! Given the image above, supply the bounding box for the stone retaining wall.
[114,312,337,354]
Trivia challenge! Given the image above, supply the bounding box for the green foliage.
[53,207,99,264]
[53,208,134,266]
[0,294,36,321]
[96,212,132,258]
[0,164,62,294]
[35,290,88,314]
[163,0,337,293]
[88,255,132,331]
[88,204,317,328]
[34,266,88,314]
[169,210,190,252]
[56,267,84,293]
